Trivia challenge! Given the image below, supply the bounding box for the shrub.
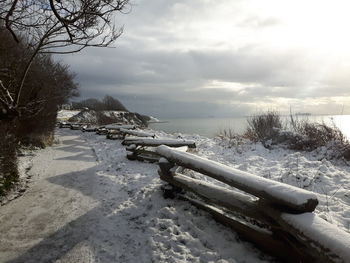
[287,116,350,160]
[242,112,350,160]
[0,127,19,195]
[244,111,283,142]
[217,128,245,147]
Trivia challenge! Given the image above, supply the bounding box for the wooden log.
[126,152,137,160]
[96,128,108,135]
[126,147,161,163]
[105,124,135,130]
[106,133,124,140]
[125,144,137,151]
[260,202,350,263]
[156,145,318,213]
[160,170,349,262]
[122,138,196,148]
[158,170,270,225]
[135,154,159,163]
[158,158,175,176]
[179,195,314,263]
[119,128,155,138]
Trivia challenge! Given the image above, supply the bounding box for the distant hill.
[71,95,128,111]
[63,110,149,127]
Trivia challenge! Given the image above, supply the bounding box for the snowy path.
[0,130,272,263]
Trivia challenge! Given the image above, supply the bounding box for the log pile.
[156,145,350,263]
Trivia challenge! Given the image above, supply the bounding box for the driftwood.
[106,132,124,140]
[123,139,194,163]
[104,124,135,130]
[158,169,269,225]
[59,122,71,128]
[156,147,350,263]
[126,148,160,163]
[179,195,315,263]
[82,126,97,132]
[119,128,155,138]
[122,138,196,148]
[127,152,159,163]
[96,128,109,135]
[261,204,350,263]
[159,170,349,262]
[96,124,135,135]
[156,145,317,213]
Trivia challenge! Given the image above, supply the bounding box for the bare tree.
[102,95,128,111]
[0,0,130,121]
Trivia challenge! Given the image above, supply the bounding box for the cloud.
[60,0,350,117]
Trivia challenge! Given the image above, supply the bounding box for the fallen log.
[261,204,350,263]
[122,138,196,148]
[156,145,318,213]
[119,128,155,138]
[159,170,348,262]
[179,195,315,263]
[158,169,269,224]
[105,124,135,130]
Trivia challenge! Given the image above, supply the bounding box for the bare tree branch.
[4,0,19,43]
[0,0,130,121]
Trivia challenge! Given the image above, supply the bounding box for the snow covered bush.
[243,112,350,161]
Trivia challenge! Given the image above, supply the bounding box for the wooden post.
[158,158,174,177]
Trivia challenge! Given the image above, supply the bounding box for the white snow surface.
[57,110,81,120]
[1,127,350,262]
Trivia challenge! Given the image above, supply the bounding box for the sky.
[61,0,350,118]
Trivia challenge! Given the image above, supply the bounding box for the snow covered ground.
[57,110,81,121]
[1,127,349,262]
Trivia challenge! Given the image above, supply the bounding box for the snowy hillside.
[57,110,81,120]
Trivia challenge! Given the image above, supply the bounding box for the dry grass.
[244,111,283,142]
[287,116,350,159]
[217,128,245,147]
[239,112,350,160]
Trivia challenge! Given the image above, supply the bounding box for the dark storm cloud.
[65,44,317,106]
[60,0,350,117]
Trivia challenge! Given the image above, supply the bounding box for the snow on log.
[156,145,318,213]
[122,138,196,148]
[119,128,155,138]
[280,212,350,263]
[158,170,269,224]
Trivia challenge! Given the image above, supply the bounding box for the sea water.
[149,115,350,139]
